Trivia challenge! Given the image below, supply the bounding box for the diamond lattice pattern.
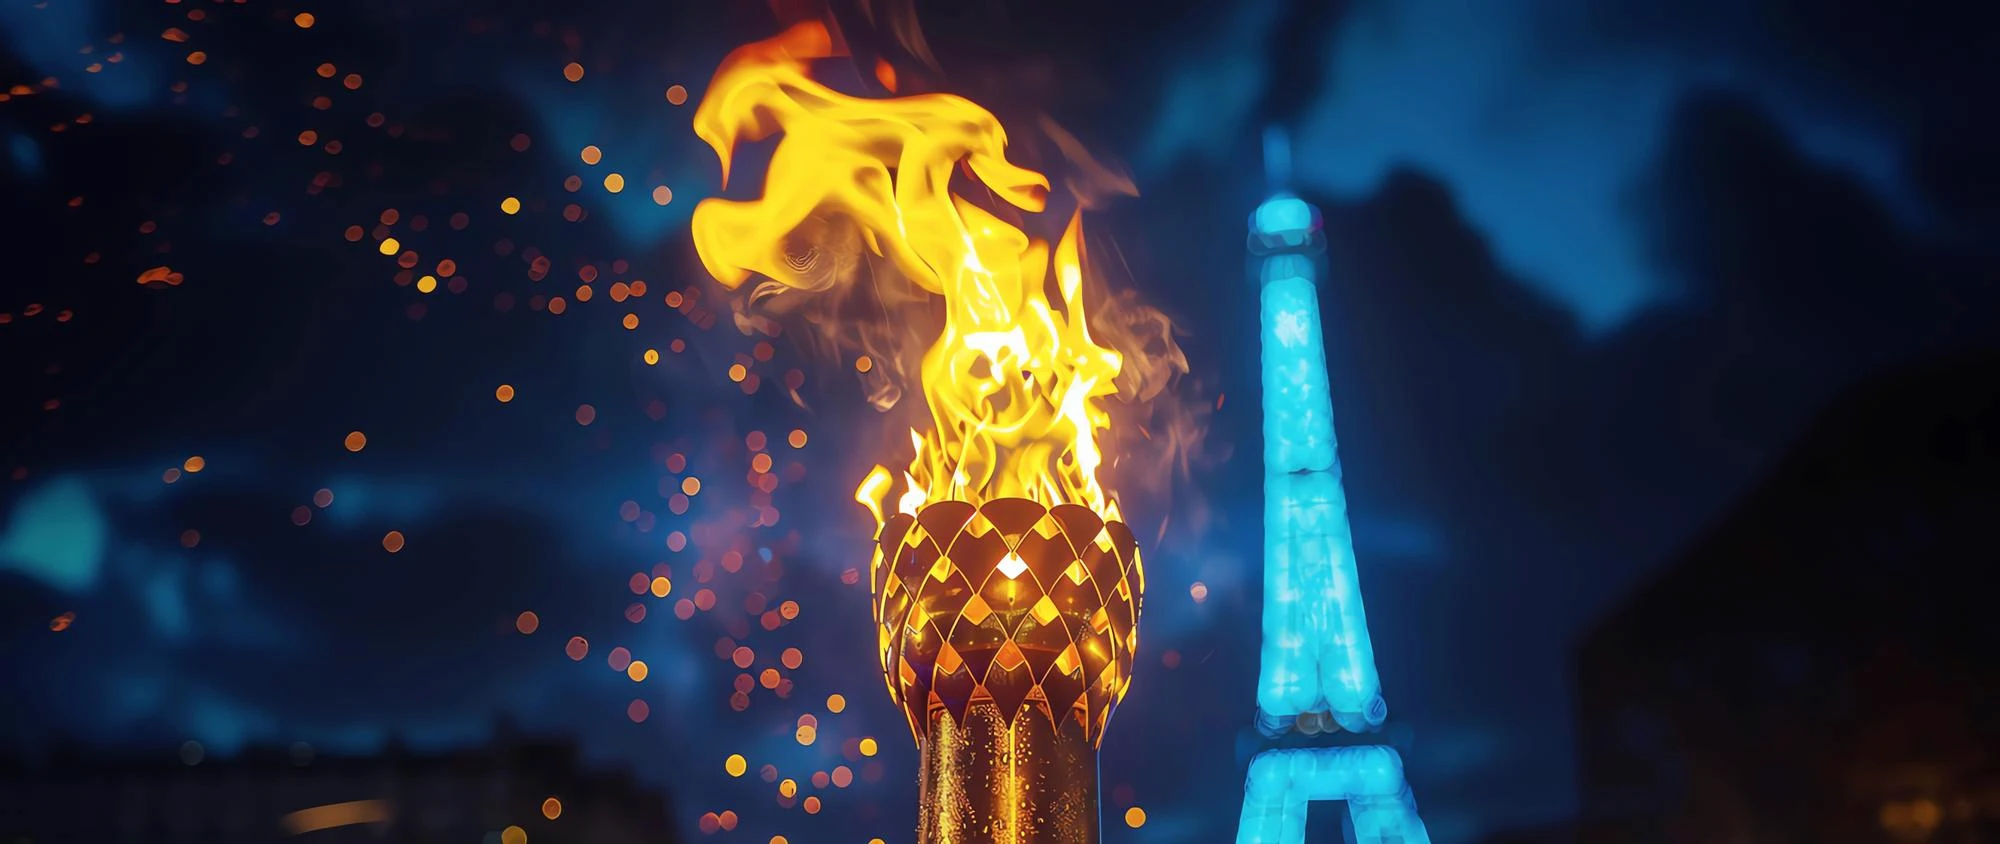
[871,499,1145,747]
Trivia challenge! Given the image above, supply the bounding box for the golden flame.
[691,22,1127,529]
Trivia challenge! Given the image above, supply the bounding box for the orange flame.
[692,22,1129,530]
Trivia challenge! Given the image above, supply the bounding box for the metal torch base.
[917,697,1101,844]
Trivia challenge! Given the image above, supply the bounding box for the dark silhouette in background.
[1464,352,2000,842]
[1574,351,2000,844]
[0,725,680,844]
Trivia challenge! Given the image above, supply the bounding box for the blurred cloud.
[306,475,443,528]
[0,0,160,109]
[136,555,192,641]
[176,686,282,754]
[1294,0,1680,330]
[506,75,714,245]
[1143,0,1909,332]
[1139,0,1282,170]
[0,476,108,593]
[6,133,39,178]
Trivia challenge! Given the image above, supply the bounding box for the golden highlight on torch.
[692,20,1146,843]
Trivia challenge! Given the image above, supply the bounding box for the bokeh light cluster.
[0,1,1195,839]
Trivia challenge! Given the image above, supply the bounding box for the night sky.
[3,0,1998,841]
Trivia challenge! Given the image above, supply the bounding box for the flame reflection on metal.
[872,498,1142,842]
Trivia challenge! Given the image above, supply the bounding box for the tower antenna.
[1262,125,1293,193]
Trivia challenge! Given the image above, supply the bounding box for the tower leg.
[1235,746,1431,844]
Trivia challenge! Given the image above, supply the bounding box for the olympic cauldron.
[870,497,1144,844]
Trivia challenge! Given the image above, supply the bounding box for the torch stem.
[917,698,1100,844]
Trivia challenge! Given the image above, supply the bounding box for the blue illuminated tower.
[1235,131,1431,844]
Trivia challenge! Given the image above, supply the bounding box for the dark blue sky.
[2,0,1997,841]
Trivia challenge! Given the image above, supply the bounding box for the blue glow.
[1257,269,1336,473]
[1140,0,1284,170]
[0,475,108,592]
[179,688,280,754]
[1261,472,1383,732]
[1242,192,1429,842]
[508,76,709,246]
[1238,747,1431,844]
[0,0,158,110]
[7,133,41,177]
[310,475,442,527]
[1252,195,1318,243]
[1252,236,1383,732]
[140,558,193,642]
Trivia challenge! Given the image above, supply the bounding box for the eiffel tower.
[1235,129,1432,844]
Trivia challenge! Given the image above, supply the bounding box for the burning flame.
[691,22,1128,529]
